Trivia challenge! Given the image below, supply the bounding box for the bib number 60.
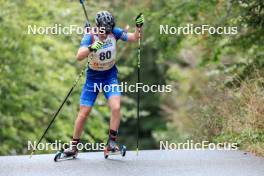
[99,51,111,61]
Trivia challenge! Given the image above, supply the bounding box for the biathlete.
[63,11,144,157]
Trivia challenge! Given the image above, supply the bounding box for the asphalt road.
[1,150,264,176]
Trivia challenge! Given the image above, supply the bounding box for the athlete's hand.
[135,13,144,28]
[89,41,104,52]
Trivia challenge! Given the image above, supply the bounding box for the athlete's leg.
[72,77,99,139]
[64,106,91,156]
[106,95,121,151]
[103,76,121,131]
[108,95,121,131]
[103,73,121,150]
[73,105,92,139]
[64,77,98,156]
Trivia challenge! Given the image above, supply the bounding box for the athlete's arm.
[76,34,103,61]
[127,27,142,42]
[127,13,144,42]
[76,33,93,61]
[76,48,90,61]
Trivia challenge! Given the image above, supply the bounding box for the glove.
[135,13,144,28]
[89,41,103,52]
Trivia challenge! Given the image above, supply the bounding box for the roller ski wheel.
[54,149,78,162]
[121,145,126,157]
[104,148,109,159]
[104,145,126,159]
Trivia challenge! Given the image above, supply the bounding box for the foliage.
[149,0,264,155]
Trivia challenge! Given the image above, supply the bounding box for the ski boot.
[104,130,126,159]
[54,139,79,162]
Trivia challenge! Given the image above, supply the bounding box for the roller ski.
[104,131,126,159]
[104,139,126,159]
[54,139,79,162]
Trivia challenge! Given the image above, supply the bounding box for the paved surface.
[1,150,264,176]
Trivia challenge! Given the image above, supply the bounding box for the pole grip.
[136,13,143,28]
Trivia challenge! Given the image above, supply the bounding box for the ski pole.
[29,0,92,158]
[136,13,143,156]
[80,0,90,27]
[136,29,141,155]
